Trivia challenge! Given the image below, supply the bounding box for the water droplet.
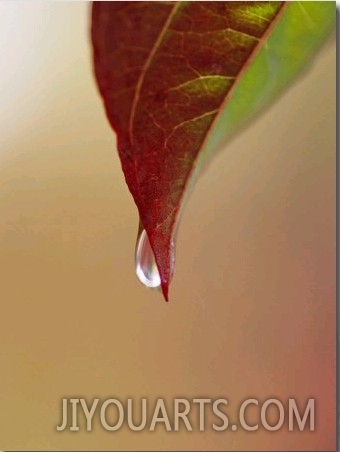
[135,226,161,289]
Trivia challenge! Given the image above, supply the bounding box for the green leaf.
[201,1,335,163]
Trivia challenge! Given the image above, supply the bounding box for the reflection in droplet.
[135,227,161,289]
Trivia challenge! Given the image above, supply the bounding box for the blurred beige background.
[0,2,335,451]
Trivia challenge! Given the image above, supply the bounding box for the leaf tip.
[161,281,169,302]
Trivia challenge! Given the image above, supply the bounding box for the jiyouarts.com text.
[56,397,315,432]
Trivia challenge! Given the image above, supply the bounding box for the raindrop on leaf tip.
[135,227,161,289]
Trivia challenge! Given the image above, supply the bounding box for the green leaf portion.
[227,1,285,36]
[172,76,233,98]
[201,1,335,163]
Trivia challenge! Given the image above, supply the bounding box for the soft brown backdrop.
[0,3,335,450]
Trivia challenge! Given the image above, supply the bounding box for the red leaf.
[91,1,285,301]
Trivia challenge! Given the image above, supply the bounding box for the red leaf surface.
[91,1,285,301]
